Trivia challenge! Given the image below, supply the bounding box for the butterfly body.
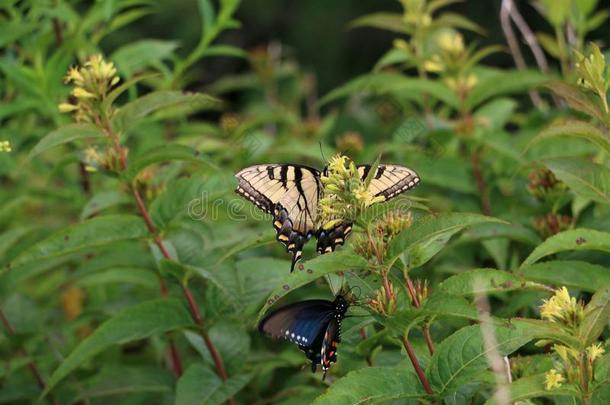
[235,163,419,271]
[259,295,348,379]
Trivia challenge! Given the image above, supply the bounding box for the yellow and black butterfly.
[235,163,420,271]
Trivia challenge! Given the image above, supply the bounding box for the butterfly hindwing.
[259,296,348,379]
[320,318,341,380]
[258,299,335,347]
[236,164,322,271]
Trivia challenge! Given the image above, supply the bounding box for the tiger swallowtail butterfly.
[258,295,348,380]
[235,163,419,271]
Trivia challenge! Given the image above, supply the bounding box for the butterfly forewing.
[357,164,420,201]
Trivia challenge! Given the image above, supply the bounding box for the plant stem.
[471,151,492,216]
[401,335,434,395]
[102,121,231,398]
[0,308,57,404]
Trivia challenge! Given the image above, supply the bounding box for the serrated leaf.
[518,260,610,292]
[43,299,193,395]
[521,228,610,267]
[112,91,222,132]
[256,251,368,322]
[426,320,569,396]
[484,374,578,404]
[10,215,148,268]
[311,366,425,404]
[175,363,251,405]
[466,70,549,110]
[386,213,504,266]
[29,123,105,158]
[545,81,608,124]
[579,285,610,346]
[541,157,610,205]
[438,269,545,296]
[526,119,610,155]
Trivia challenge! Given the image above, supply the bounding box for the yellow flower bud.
[58,103,78,113]
[73,87,96,99]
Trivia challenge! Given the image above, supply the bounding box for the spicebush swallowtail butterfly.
[235,163,419,271]
[259,295,348,380]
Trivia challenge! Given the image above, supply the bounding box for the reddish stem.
[0,308,52,400]
[471,152,492,216]
[401,336,434,395]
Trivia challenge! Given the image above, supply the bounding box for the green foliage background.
[1,0,609,404]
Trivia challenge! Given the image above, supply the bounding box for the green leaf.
[10,215,148,268]
[175,363,251,405]
[438,269,546,296]
[74,366,173,402]
[545,81,608,124]
[203,45,248,59]
[374,48,409,71]
[427,320,563,396]
[384,294,478,337]
[124,144,215,181]
[43,299,193,395]
[386,213,504,266]
[80,191,131,220]
[484,374,578,404]
[311,366,425,404]
[256,251,368,321]
[521,228,610,267]
[111,39,179,76]
[541,157,610,205]
[28,124,105,158]
[185,322,250,375]
[349,12,407,33]
[518,260,610,292]
[579,285,610,346]
[112,91,222,132]
[160,260,239,308]
[466,70,549,110]
[526,119,610,155]
[320,73,459,108]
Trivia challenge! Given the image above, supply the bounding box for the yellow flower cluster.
[539,287,584,327]
[319,154,384,229]
[544,368,565,390]
[0,140,12,152]
[586,343,605,362]
[437,32,465,55]
[58,55,120,122]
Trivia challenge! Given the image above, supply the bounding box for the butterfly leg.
[316,222,353,255]
[273,204,309,272]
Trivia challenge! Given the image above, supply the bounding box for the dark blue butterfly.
[258,295,349,380]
